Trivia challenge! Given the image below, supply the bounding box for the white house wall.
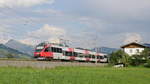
[124,48,144,56]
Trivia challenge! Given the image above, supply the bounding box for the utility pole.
[94,48,97,64]
[93,35,98,64]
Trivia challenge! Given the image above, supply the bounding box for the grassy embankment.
[0,66,149,84]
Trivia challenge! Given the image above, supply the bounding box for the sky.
[0,0,150,48]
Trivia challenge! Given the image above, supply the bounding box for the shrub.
[109,50,129,67]
[144,59,150,68]
[109,48,150,67]
[129,55,147,66]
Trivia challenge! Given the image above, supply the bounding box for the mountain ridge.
[5,39,34,56]
[92,47,118,54]
[0,44,31,58]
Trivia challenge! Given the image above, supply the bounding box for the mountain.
[92,47,118,54]
[5,39,34,56]
[143,43,150,48]
[0,44,31,58]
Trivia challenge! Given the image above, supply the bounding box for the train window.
[57,48,62,53]
[51,47,62,53]
[44,48,49,52]
[44,47,51,52]
[36,46,44,50]
[85,55,90,58]
[35,49,43,52]
[100,56,104,59]
[104,55,107,58]
[89,55,92,58]
[73,52,78,57]
[35,46,44,52]
[78,53,83,58]
[92,55,95,58]
[65,52,73,56]
[78,53,82,56]
[64,51,79,56]
[79,55,83,58]
[51,47,55,52]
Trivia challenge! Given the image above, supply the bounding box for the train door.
[51,47,63,60]
[63,51,73,61]
[43,47,53,58]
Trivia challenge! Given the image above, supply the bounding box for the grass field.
[0,66,150,84]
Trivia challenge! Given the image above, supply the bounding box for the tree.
[141,48,150,67]
[129,48,150,66]
[140,48,150,60]
[129,55,144,66]
[109,50,129,67]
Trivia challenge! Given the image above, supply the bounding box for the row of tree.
[109,48,150,67]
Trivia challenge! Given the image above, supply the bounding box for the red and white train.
[34,42,108,63]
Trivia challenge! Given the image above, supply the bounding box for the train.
[34,42,108,63]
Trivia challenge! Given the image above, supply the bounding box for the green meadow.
[0,66,150,84]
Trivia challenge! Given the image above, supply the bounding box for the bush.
[144,59,150,68]
[109,48,150,67]
[109,50,129,67]
[129,55,147,66]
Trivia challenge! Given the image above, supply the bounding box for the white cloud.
[0,26,12,44]
[20,24,66,45]
[34,9,63,16]
[0,27,10,33]
[79,17,105,30]
[87,0,150,13]
[28,24,65,38]
[85,0,150,20]
[124,33,142,44]
[0,0,55,7]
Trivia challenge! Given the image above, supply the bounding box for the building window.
[130,49,133,53]
[136,49,140,53]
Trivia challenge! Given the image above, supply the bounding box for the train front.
[34,42,54,60]
[34,42,52,60]
[34,43,45,58]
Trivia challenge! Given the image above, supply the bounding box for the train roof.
[75,47,92,51]
[37,42,68,47]
[37,42,107,55]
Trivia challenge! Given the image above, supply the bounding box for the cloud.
[20,24,66,45]
[0,27,10,33]
[77,0,150,24]
[33,9,63,16]
[28,24,65,38]
[0,0,55,7]
[0,0,149,48]
[124,33,142,44]
[0,26,13,43]
[86,0,150,15]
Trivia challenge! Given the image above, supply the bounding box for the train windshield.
[35,46,44,52]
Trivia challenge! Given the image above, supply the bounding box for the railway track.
[0,59,107,69]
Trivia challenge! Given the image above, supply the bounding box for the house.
[121,42,150,56]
